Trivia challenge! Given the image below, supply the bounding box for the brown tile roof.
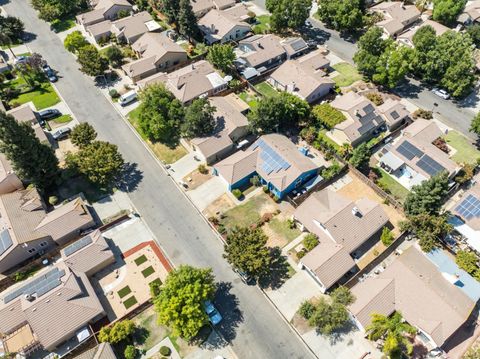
[190,0,215,15]
[372,2,420,35]
[237,34,286,68]
[376,98,410,128]
[398,20,449,45]
[214,148,258,184]
[7,103,37,124]
[295,189,389,253]
[87,20,112,37]
[111,11,152,41]
[74,343,117,359]
[131,32,186,59]
[198,9,251,43]
[349,246,475,347]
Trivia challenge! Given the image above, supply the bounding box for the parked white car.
[118,90,137,107]
[432,88,450,100]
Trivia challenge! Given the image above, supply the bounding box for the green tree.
[154,0,179,24]
[0,111,58,189]
[154,265,216,339]
[66,141,124,187]
[224,227,271,279]
[432,0,466,26]
[456,250,479,275]
[330,286,355,306]
[380,227,394,246]
[354,27,391,79]
[70,122,97,148]
[467,24,480,47]
[403,172,449,216]
[124,345,136,359]
[206,44,236,73]
[348,143,370,168]
[400,212,453,252]
[63,31,88,53]
[316,0,364,32]
[0,15,24,42]
[366,312,416,358]
[267,0,311,32]
[98,320,135,344]
[464,344,480,359]
[309,297,350,335]
[135,0,152,11]
[178,0,201,41]
[182,98,216,138]
[470,113,480,136]
[77,44,109,77]
[312,103,346,129]
[31,0,87,22]
[303,233,319,251]
[372,43,412,88]
[411,25,437,79]
[248,92,310,133]
[102,45,124,68]
[137,84,185,144]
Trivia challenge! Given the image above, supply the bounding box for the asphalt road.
[2,1,314,358]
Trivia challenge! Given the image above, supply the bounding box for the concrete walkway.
[141,337,180,359]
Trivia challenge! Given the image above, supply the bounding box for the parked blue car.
[203,300,222,325]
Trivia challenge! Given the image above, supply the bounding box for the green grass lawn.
[132,309,170,351]
[268,218,301,244]
[51,17,76,33]
[238,91,259,109]
[253,15,271,34]
[128,107,187,164]
[444,131,480,165]
[117,285,132,299]
[134,254,148,266]
[220,193,270,232]
[52,114,72,124]
[123,296,138,309]
[377,168,409,202]
[8,77,60,110]
[332,63,363,87]
[141,265,155,278]
[149,278,162,287]
[317,129,341,152]
[254,81,278,98]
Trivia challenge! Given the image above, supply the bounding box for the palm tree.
[339,143,353,158]
[366,312,417,358]
[0,33,15,59]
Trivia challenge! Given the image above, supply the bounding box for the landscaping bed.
[141,266,155,278]
[123,296,138,309]
[134,254,148,266]
[117,285,132,299]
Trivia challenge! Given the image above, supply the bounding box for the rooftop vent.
[352,207,362,217]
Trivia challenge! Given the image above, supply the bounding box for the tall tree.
[0,111,59,189]
[348,143,370,168]
[70,122,97,148]
[432,0,466,26]
[182,98,216,138]
[102,45,124,68]
[0,15,24,42]
[154,265,216,339]
[403,172,449,216]
[366,312,416,358]
[267,0,311,32]
[137,84,185,144]
[372,43,412,88]
[470,113,480,136]
[248,92,310,133]
[206,44,236,73]
[64,31,89,53]
[154,0,179,24]
[400,212,453,252]
[77,45,109,77]
[353,27,390,79]
[316,0,364,32]
[224,227,271,280]
[178,0,201,41]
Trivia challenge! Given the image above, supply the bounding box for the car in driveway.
[52,127,71,140]
[38,108,61,120]
[203,300,222,325]
[43,65,58,82]
[432,88,450,100]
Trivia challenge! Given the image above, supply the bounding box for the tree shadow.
[116,162,143,193]
[132,326,150,346]
[298,26,331,46]
[322,320,358,345]
[22,32,37,44]
[209,281,243,345]
[258,246,290,290]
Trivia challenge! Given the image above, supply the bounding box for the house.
[87,11,160,44]
[349,246,476,349]
[0,188,95,273]
[76,0,132,27]
[295,189,389,292]
[379,119,460,189]
[397,20,449,48]
[327,91,385,147]
[74,343,117,359]
[222,3,253,22]
[449,173,480,252]
[191,94,249,164]
[0,154,22,195]
[371,1,421,38]
[376,98,410,131]
[137,60,228,104]
[234,34,309,79]
[122,32,188,83]
[214,134,320,199]
[0,231,114,354]
[190,0,236,18]
[198,9,251,45]
[268,49,335,104]
[458,0,480,25]
[7,103,49,144]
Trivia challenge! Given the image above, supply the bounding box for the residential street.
[2,1,314,358]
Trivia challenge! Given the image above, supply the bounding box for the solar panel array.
[289,39,306,52]
[397,140,424,160]
[3,267,65,304]
[455,194,480,220]
[0,229,13,256]
[63,235,93,257]
[416,155,446,176]
[253,139,291,175]
[391,111,399,120]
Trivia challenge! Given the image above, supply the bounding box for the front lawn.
[254,81,278,98]
[51,114,72,124]
[376,168,409,202]
[8,77,60,110]
[253,15,271,34]
[444,131,480,165]
[128,107,187,164]
[332,63,362,87]
[220,193,270,232]
[51,17,76,33]
[267,218,301,244]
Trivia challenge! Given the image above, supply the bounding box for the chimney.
[352,206,362,217]
[211,24,216,33]
[24,293,35,302]
[257,42,264,49]
[354,109,361,118]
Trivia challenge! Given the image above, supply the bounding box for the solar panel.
[2,268,65,304]
[63,235,93,257]
[416,155,446,176]
[0,230,13,256]
[391,111,400,120]
[363,104,375,114]
[254,139,290,175]
[289,39,306,51]
[397,141,424,160]
[455,194,480,220]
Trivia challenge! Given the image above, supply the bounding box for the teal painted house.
[213,134,320,199]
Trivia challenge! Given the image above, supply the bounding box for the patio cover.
[450,215,480,252]
[381,151,404,171]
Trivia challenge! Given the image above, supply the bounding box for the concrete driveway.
[170,152,203,182]
[188,176,227,211]
[102,216,154,253]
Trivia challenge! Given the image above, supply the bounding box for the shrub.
[273,195,280,203]
[159,346,171,356]
[198,164,208,174]
[260,212,273,225]
[109,89,120,99]
[380,227,394,246]
[287,218,295,229]
[124,345,136,359]
[296,249,307,259]
[228,79,242,90]
[300,126,317,144]
[368,170,379,182]
[455,163,475,184]
[413,108,433,120]
[250,175,261,187]
[263,185,269,193]
[432,137,449,154]
[312,103,346,129]
[208,216,219,225]
[303,234,319,251]
[232,189,243,199]
[365,92,384,106]
[299,300,316,320]
[48,196,58,205]
[149,280,162,297]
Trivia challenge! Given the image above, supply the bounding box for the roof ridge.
[355,278,395,314]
